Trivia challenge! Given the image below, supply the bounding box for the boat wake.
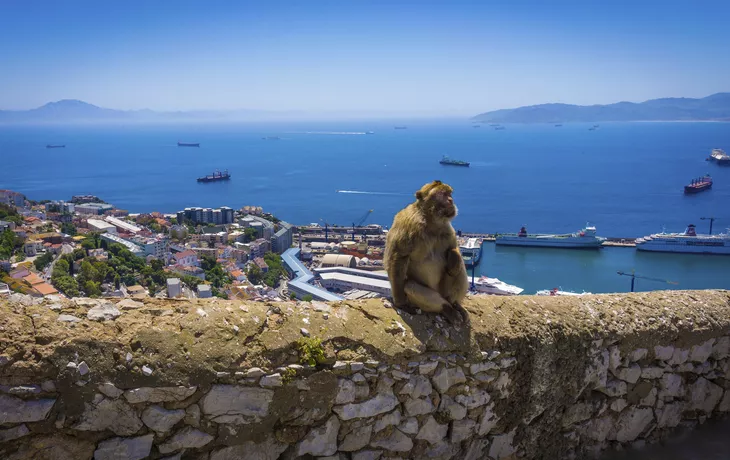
[337,190,408,196]
[300,131,367,135]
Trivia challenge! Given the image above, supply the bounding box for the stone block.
[562,402,595,427]
[711,337,729,360]
[419,361,438,375]
[690,339,715,363]
[73,398,143,436]
[211,435,288,460]
[615,364,641,384]
[93,434,154,460]
[200,385,273,424]
[478,402,499,435]
[596,379,627,397]
[398,375,432,398]
[608,407,654,442]
[489,429,517,459]
[654,345,674,361]
[431,366,466,393]
[98,382,124,399]
[334,393,399,421]
[336,379,357,404]
[688,377,723,413]
[260,373,283,387]
[404,396,435,416]
[658,373,684,399]
[87,303,121,321]
[399,417,419,435]
[669,348,690,365]
[640,367,664,380]
[0,424,30,442]
[124,386,196,404]
[142,405,186,433]
[297,415,340,457]
[455,387,490,409]
[629,348,648,362]
[656,402,685,428]
[158,427,215,454]
[352,451,382,460]
[0,395,55,424]
[339,423,373,451]
[373,409,401,432]
[451,418,476,443]
[370,428,413,452]
[439,394,467,420]
[416,415,447,444]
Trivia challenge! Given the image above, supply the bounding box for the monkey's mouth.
[444,205,457,218]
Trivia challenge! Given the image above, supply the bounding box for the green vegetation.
[290,292,297,300]
[34,252,54,271]
[51,258,79,297]
[302,294,313,302]
[39,223,54,233]
[200,255,231,289]
[247,264,263,285]
[262,252,286,287]
[61,222,77,236]
[243,227,258,243]
[0,230,23,260]
[0,204,23,226]
[296,336,326,367]
[281,367,297,384]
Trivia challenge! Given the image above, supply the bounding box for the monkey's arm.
[445,247,465,276]
[387,253,410,307]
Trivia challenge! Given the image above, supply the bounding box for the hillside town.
[0,189,394,302]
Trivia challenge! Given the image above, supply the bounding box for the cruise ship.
[707,148,730,165]
[635,224,730,255]
[471,276,523,296]
[496,225,606,248]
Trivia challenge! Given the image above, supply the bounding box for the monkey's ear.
[416,191,424,200]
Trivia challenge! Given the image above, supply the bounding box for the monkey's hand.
[445,247,464,276]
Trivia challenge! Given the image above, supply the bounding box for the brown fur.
[384,181,469,323]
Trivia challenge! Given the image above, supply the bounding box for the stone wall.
[0,290,729,460]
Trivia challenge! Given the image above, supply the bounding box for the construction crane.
[700,216,716,235]
[319,219,331,243]
[617,270,678,292]
[352,209,374,241]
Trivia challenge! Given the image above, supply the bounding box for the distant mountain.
[0,99,298,123]
[473,93,730,123]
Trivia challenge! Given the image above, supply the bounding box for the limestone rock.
[470,361,498,374]
[245,367,266,378]
[431,366,466,393]
[711,336,729,359]
[455,387,490,409]
[654,345,674,361]
[439,394,467,420]
[581,415,615,442]
[656,402,685,428]
[424,443,460,460]
[158,427,214,454]
[333,393,399,421]
[584,350,609,389]
[639,388,657,407]
[93,434,154,460]
[688,377,723,413]
[7,385,41,396]
[399,417,419,435]
[668,348,689,365]
[57,314,81,322]
[640,367,664,380]
[562,402,594,427]
[185,403,201,427]
[608,346,621,371]
[336,379,357,404]
[464,439,489,460]
[658,373,684,399]
[690,339,715,363]
[373,409,401,432]
[399,375,432,398]
[478,403,499,435]
[494,372,512,398]
[610,399,628,412]
[142,405,186,433]
[210,435,288,460]
[0,424,30,442]
[3,434,95,460]
[117,298,144,310]
[615,364,641,384]
[98,382,124,399]
[297,415,340,457]
[717,390,730,412]
[596,379,627,397]
[87,303,121,321]
[451,418,476,443]
[404,396,435,416]
[416,415,447,444]
[489,429,517,459]
[339,424,373,451]
[200,385,273,424]
[0,395,55,424]
[73,398,143,436]
[419,361,438,375]
[629,348,648,362]
[124,386,196,404]
[352,450,382,460]
[260,373,283,387]
[370,428,413,452]
[608,407,654,442]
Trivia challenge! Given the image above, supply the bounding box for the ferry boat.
[684,175,712,194]
[707,148,730,165]
[471,276,523,296]
[439,155,470,167]
[178,142,200,147]
[536,288,591,296]
[635,224,730,255]
[496,225,606,249]
[459,238,482,267]
[197,169,230,182]
[46,144,65,148]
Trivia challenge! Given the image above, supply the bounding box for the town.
[0,189,393,302]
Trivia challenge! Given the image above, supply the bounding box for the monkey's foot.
[396,303,419,315]
[452,302,469,323]
[441,304,465,325]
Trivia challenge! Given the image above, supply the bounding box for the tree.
[84,280,102,297]
[290,292,297,300]
[247,264,263,285]
[0,230,22,260]
[148,283,156,297]
[114,274,121,290]
[61,222,77,236]
[302,294,313,302]
[34,252,54,271]
[243,227,258,243]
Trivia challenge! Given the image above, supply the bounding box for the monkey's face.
[418,182,457,220]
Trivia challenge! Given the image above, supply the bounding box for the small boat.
[588,127,596,131]
[46,144,65,148]
[366,131,375,135]
[178,142,200,147]
[536,288,591,296]
[707,148,730,165]
[439,155,470,167]
[262,136,281,140]
[394,126,407,130]
[471,276,523,296]
[554,124,562,127]
[197,169,230,182]
[684,175,712,194]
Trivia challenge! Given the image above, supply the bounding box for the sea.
[1,120,729,293]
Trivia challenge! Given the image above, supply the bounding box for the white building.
[105,216,142,234]
[100,233,144,257]
[197,284,212,298]
[0,190,25,207]
[271,222,293,254]
[167,278,182,298]
[133,236,169,259]
[314,267,391,297]
[172,250,198,267]
[76,203,114,215]
[87,219,117,234]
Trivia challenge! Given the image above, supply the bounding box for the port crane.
[351,210,374,241]
[319,218,332,243]
[616,270,678,293]
[700,216,716,235]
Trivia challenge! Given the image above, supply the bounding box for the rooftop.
[281,248,343,302]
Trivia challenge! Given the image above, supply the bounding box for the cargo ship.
[46,144,65,148]
[684,175,712,194]
[636,224,730,255]
[707,148,730,165]
[439,155,470,167]
[197,170,230,182]
[178,142,200,147]
[496,225,605,248]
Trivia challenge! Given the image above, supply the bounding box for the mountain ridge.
[473,93,730,123]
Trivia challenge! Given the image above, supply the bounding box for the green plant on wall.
[296,336,326,367]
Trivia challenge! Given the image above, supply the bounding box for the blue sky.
[1,0,729,116]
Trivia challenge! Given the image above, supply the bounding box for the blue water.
[2,121,729,293]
